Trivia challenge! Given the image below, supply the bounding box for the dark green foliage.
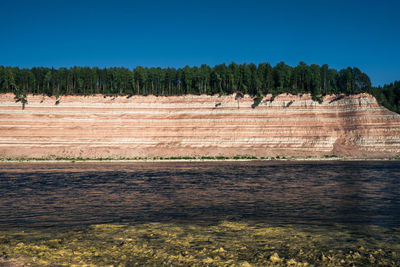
[286,101,293,107]
[252,93,263,108]
[311,94,323,104]
[0,62,397,113]
[13,91,27,110]
[370,81,400,114]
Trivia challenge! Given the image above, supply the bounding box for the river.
[0,161,399,265]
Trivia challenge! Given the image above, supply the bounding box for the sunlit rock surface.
[0,93,399,159]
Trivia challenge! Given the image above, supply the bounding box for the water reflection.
[0,161,399,228]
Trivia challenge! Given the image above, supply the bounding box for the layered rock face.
[0,93,399,159]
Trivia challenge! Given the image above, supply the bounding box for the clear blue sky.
[0,0,399,86]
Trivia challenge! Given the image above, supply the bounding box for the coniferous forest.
[0,62,399,113]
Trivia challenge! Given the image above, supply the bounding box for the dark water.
[0,161,399,228]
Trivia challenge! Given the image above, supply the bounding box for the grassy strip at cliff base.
[2,154,398,162]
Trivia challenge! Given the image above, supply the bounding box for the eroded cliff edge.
[0,93,399,159]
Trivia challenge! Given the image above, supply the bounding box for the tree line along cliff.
[0,62,399,113]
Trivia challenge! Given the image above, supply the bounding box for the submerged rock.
[0,221,398,266]
[270,252,283,263]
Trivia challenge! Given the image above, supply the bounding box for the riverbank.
[1,155,400,163]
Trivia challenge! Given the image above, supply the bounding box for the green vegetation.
[0,62,372,97]
[0,221,399,266]
[1,155,399,162]
[323,155,339,158]
[1,62,398,113]
[286,100,294,107]
[0,155,355,162]
[252,93,263,108]
[0,155,263,162]
[370,81,400,114]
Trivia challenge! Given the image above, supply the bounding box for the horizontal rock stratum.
[0,93,399,159]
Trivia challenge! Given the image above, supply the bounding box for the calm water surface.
[0,161,399,228]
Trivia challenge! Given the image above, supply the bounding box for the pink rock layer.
[0,93,399,159]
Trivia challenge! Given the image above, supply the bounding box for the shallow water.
[0,161,399,265]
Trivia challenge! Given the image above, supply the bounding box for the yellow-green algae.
[0,221,399,266]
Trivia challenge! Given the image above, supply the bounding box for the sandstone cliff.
[0,93,399,159]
